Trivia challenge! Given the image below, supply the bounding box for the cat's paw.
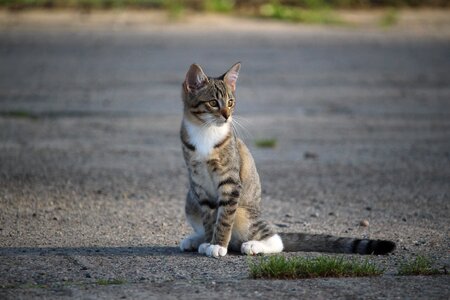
[201,244,227,258]
[198,243,210,254]
[241,241,264,255]
[180,235,202,252]
[180,238,195,252]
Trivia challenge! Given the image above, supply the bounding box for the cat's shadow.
[0,246,184,257]
[0,246,243,257]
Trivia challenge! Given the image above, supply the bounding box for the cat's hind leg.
[241,219,283,255]
[241,234,284,255]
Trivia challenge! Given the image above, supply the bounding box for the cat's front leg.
[202,177,242,258]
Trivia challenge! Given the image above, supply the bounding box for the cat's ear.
[184,64,208,93]
[224,62,241,92]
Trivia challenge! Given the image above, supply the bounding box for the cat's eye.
[209,100,219,107]
[227,99,234,107]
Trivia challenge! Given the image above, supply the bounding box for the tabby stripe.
[218,166,239,176]
[214,134,231,148]
[191,110,207,115]
[253,220,265,228]
[226,207,237,215]
[218,199,238,207]
[223,189,240,198]
[192,113,205,123]
[192,101,206,109]
[334,237,346,246]
[218,177,238,188]
[220,220,232,228]
[366,240,373,254]
[181,138,195,151]
[351,239,361,253]
[260,231,274,240]
[199,199,217,210]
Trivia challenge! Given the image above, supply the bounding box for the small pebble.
[360,219,369,227]
[304,151,318,160]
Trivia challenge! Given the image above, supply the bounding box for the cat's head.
[182,62,240,126]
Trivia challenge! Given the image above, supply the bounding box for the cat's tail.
[279,232,396,255]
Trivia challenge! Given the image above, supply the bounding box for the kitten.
[179,62,395,258]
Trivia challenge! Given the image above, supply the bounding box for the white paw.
[241,241,265,255]
[203,244,227,258]
[198,243,210,254]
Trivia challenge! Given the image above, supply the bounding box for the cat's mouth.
[216,117,231,126]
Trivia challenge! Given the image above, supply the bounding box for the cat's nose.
[221,109,230,120]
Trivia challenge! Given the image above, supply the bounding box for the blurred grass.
[1,0,448,10]
[259,3,342,24]
[255,138,277,148]
[379,8,399,27]
[1,0,448,24]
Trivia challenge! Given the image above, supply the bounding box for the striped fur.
[179,63,396,258]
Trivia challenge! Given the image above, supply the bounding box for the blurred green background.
[1,0,448,11]
[1,0,448,26]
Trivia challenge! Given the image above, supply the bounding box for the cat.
[179,62,396,258]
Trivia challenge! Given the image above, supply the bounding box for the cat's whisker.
[232,116,253,140]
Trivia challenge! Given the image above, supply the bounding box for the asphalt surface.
[0,12,449,299]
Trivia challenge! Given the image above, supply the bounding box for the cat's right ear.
[184,64,208,94]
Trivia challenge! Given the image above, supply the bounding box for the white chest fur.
[184,119,230,158]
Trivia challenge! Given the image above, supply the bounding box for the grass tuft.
[0,110,38,120]
[255,138,277,148]
[249,255,384,279]
[379,8,399,28]
[258,4,342,25]
[204,0,234,13]
[398,255,442,276]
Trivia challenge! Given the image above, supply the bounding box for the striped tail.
[279,233,396,255]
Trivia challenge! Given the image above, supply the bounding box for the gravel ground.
[0,10,449,299]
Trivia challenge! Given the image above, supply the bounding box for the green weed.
[0,110,38,120]
[255,138,277,148]
[398,255,442,276]
[204,0,234,13]
[258,4,342,25]
[379,8,399,28]
[249,255,384,279]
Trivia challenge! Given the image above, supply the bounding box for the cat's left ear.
[224,62,241,92]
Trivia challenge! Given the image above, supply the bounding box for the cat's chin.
[213,120,229,127]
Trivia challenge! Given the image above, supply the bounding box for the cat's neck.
[183,117,231,157]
